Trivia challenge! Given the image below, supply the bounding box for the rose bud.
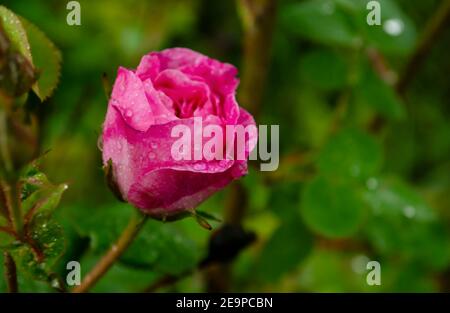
[101,48,257,220]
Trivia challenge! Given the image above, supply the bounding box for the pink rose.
[102,48,257,219]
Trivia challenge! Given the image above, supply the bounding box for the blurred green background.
[1,0,449,292]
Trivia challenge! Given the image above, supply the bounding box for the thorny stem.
[3,251,18,293]
[72,211,148,293]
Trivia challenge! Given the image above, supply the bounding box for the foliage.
[1,0,449,292]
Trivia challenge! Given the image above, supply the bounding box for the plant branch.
[0,108,13,175]
[397,0,450,94]
[72,211,147,293]
[3,251,18,293]
[203,0,277,292]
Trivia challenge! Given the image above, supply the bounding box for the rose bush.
[102,48,257,219]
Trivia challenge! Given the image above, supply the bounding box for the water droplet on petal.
[151,142,158,149]
[125,109,133,117]
[193,163,206,171]
[148,152,156,159]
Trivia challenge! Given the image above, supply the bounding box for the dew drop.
[351,255,369,274]
[151,142,158,149]
[193,163,206,171]
[321,1,335,15]
[97,136,103,151]
[383,18,404,36]
[148,152,156,159]
[125,109,133,117]
[366,178,379,190]
[403,205,416,218]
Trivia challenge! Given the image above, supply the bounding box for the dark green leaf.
[355,65,405,119]
[318,128,382,181]
[282,0,360,47]
[301,176,366,238]
[299,49,348,91]
[256,215,313,282]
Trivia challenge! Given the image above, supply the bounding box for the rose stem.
[72,211,147,293]
[204,0,277,292]
[3,251,18,293]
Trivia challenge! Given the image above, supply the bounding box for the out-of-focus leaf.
[66,204,199,276]
[281,0,360,47]
[124,220,198,276]
[364,177,435,221]
[363,177,450,269]
[318,128,382,181]
[301,176,366,238]
[299,49,348,91]
[81,254,159,292]
[256,214,313,283]
[299,249,369,292]
[242,170,270,212]
[352,0,417,55]
[19,17,61,101]
[355,66,405,119]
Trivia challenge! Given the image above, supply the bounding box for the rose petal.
[110,67,154,132]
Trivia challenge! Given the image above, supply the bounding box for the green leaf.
[67,204,199,276]
[299,249,370,292]
[21,183,68,217]
[256,215,313,283]
[195,210,222,223]
[355,65,405,119]
[0,5,32,63]
[301,176,366,238]
[281,0,360,47]
[9,212,65,283]
[19,17,61,101]
[317,128,382,181]
[363,177,450,269]
[299,49,348,91]
[19,161,68,216]
[363,177,435,221]
[0,6,37,96]
[353,0,417,55]
[123,220,199,276]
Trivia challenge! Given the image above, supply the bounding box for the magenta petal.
[127,167,240,216]
[110,67,154,132]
